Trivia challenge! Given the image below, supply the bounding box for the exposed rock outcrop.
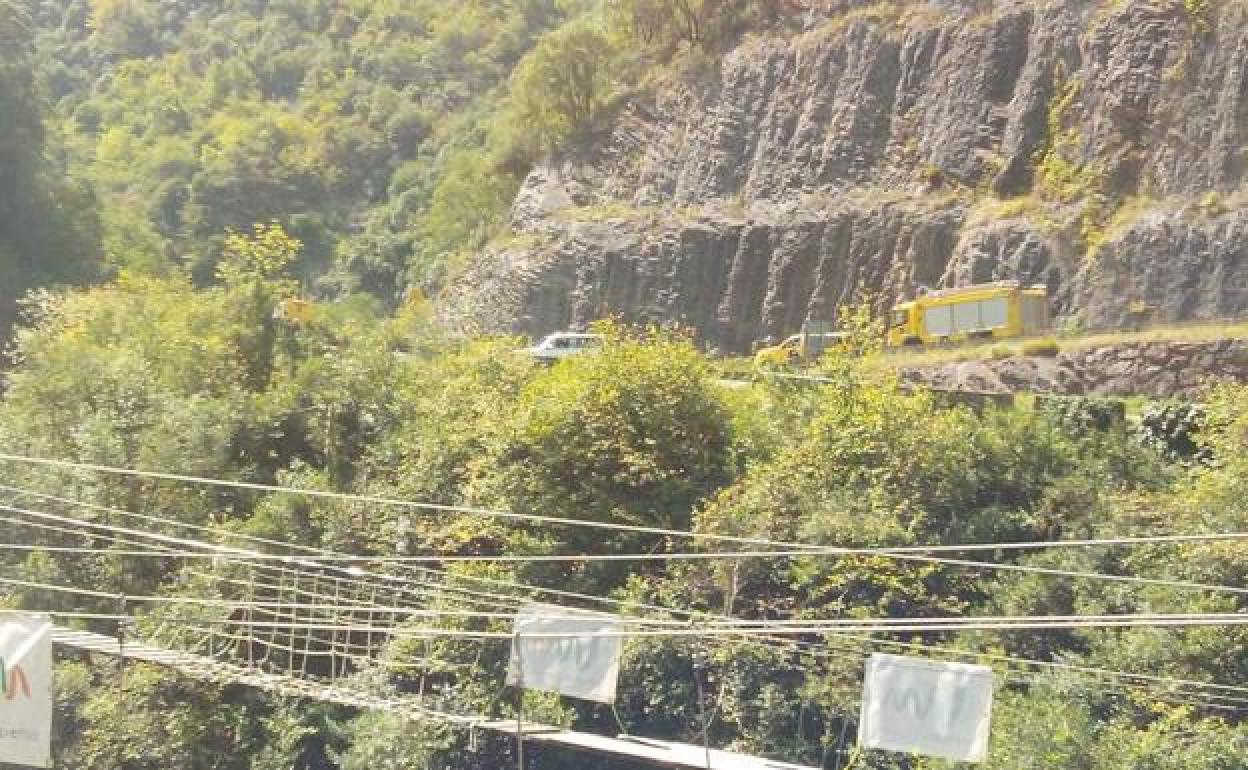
[447,0,1248,351]
[452,196,967,351]
[899,338,1248,398]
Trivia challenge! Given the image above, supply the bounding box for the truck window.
[891,310,907,328]
[953,300,980,332]
[981,297,1008,329]
[924,306,953,336]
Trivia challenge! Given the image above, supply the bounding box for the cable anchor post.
[513,630,525,770]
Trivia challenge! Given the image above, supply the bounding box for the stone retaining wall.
[899,339,1248,399]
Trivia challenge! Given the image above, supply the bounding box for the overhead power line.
[7,496,1248,609]
[5,531,1248,562]
[2,457,1247,597]
[10,479,1245,625]
[0,609,128,620]
[5,483,1247,713]
[7,501,1248,713]
[12,569,1248,642]
[3,488,1241,645]
[8,484,1248,707]
[11,572,1248,634]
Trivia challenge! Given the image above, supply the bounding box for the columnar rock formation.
[448,0,1248,352]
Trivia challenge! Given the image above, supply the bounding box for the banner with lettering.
[0,614,53,768]
[858,653,994,763]
[506,603,623,703]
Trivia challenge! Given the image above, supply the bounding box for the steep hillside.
[0,0,99,334]
[450,0,1248,351]
[28,0,580,297]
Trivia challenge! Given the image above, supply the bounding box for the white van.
[525,332,605,362]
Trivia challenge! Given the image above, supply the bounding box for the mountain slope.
[30,0,579,297]
[450,0,1248,351]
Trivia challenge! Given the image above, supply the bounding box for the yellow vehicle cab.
[276,298,315,324]
[754,331,848,368]
[886,282,1049,347]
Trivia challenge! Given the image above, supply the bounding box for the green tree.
[331,712,453,770]
[606,0,790,52]
[0,0,43,233]
[88,0,161,59]
[0,0,51,329]
[420,149,521,276]
[216,223,302,389]
[67,665,266,770]
[510,18,618,151]
[0,0,100,335]
[490,326,734,591]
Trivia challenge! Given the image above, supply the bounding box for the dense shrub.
[1036,394,1126,433]
[1022,336,1061,357]
[1137,401,1209,462]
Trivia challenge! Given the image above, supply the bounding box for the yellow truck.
[754,330,848,368]
[886,282,1049,347]
[275,298,315,324]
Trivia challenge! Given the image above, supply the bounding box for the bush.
[1022,337,1061,357]
[606,0,792,54]
[1036,395,1125,434]
[989,344,1013,360]
[509,18,618,152]
[1055,316,1085,337]
[1137,401,1209,462]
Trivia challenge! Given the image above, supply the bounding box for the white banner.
[859,653,994,763]
[1,614,53,768]
[506,603,623,704]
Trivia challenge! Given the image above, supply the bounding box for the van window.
[554,337,571,349]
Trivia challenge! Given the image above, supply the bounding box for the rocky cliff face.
[448,0,1248,352]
